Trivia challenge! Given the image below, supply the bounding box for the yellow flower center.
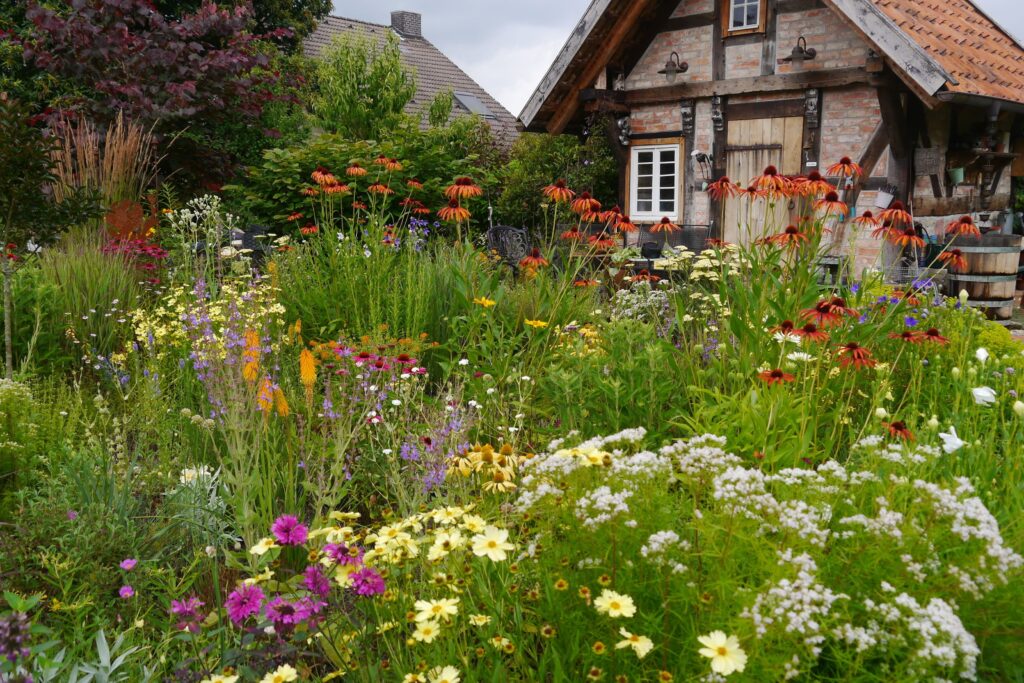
[487,540,497,548]
[610,601,621,610]
[716,646,728,656]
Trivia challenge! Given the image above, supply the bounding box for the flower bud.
[951,367,961,379]
[874,407,888,419]
[927,415,939,430]
[959,289,969,306]
[1014,401,1024,418]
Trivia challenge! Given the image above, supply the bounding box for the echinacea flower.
[769,225,809,248]
[561,227,585,241]
[300,225,319,235]
[375,155,403,172]
[650,216,680,233]
[799,170,834,197]
[947,215,980,237]
[311,166,337,186]
[574,279,600,287]
[367,182,394,195]
[520,248,549,268]
[801,299,845,327]
[889,226,925,249]
[878,200,913,228]
[271,515,308,546]
[322,183,350,195]
[852,210,878,227]
[300,187,318,197]
[815,191,848,217]
[697,631,747,676]
[438,200,471,223]
[921,327,948,344]
[707,176,741,200]
[599,204,623,224]
[225,584,265,625]
[571,191,602,215]
[752,165,789,195]
[286,212,303,222]
[889,330,921,344]
[589,232,617,249]
[884,420,914,441]
[838,342,876,369]
[615,215,638,233]
[542,179,575,203]
[346,163,368,177]
[471,526,514,561]
[631,269,660,283]
[937,248,968,271]
[594,590,636,618]
[739,183,768,200]
[758,368,795,385]
[445,177,483,200]
[825,156,863,180]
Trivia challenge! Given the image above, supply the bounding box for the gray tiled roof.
[304,15,520,145]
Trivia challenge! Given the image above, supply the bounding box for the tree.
[152,0,331,52]
[311,32,417,140]
[0,95,95,379]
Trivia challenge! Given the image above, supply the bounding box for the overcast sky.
[333,0,1024,117]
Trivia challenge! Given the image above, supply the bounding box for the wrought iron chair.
[486,225,530,270]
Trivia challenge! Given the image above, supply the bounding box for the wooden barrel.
[945,234,1024,320]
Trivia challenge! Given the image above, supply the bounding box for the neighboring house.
[520,0,1024,268]
[305,10,519,144]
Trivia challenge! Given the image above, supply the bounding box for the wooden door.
[721,117,803,245]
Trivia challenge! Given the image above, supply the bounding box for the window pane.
[638,162,653,176]
[660,188,675,201]
[638,200,653,212]
[745,5,758,25]
[659,201,674,213]
[732,6,744,26]
[638,176,652,189]
[660,149,675,163]
[638,151,653,163]
[637,189,653,201]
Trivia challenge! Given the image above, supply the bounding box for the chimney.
[391,11,422,38]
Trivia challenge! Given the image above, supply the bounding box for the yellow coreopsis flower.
[616,628,654,658]
[259,664,298,683]
[524,319,549,329]
[201,675,239,683]
[428,665,461,683]
[469,614,492,626]
[697,631,747,676]
[473,296,496,308]
[414,597,460,623]
[594,590,636,618]
[249,537,278,556]
[471,526,514,561]
[412,619,442,643]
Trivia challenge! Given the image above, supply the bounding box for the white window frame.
[629,144,679,222]
[729,0,761,31]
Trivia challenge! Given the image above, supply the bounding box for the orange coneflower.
[891,289,921,307]
[947,215,981,237]
[878,200,912,228]
[828,296,857,318]
[323,183,350,195]
[815,191,848,217]
[937,248,968,271]
[615,215,638,233]
[826,156,863,180]
[707,176,741,201]
[561,227,585,241]
[589,232,617,249]
[740,183,769,201]
[445,177,483,201]
[571,191,601,215]
[889,330,922,344]
[520,248,549,268]
[853,210,879,228]
[438,199,471,223]
[883,420,914,441]
[599,204,623,224]
[889,226,925,249]
[800,170,835,197]
[367,182,394,196]
[705,237,732,248]
[352,201,368,211]
[574,278,600,287]
[870,219,896,241]
[752,165,790,196]
[650,217,680,234]
[286,212,303,222]
[543,179,575,204]
[801,298,853,328]
[921,327,949,344]
[311,166,338,186]
[300,225,319,235]
[300,187,319,197]
[759,368,795,385]
[796,322,829,343]
[770,225,809,249]
[771,320,797,335]
[632,269,660,283]
[838,341,876,369]
[346,163,368,177]
[374,155,403,172]
[406,178,424,191]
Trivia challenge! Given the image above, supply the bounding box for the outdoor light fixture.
[783,36,817,64]
[658,51,689,83]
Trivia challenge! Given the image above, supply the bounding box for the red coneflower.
[286,212,303,222]
[815,191,848,217]
[838,341,876,369]
[352,201,368,211]
[542,179,575,203]
[570,191,602,215]
[311,166,338,186]
[891,289,921,307]
[406,178,424,191]
[323,183,350,195]
[921,327,949,344]
[706,176,741,200]
[438,200,471,223]
[632,269,661,282]
[770,320,797,335]
[346,163,368,177]
[614,215,638,233]
[650,217,680,234]
[367,182,394,196]
[889,330,922,343]
[752,165,790,196]
[946,215,980,237]
[796,322,829,343]
[300,187,319,197]
[758,368,796,385]
[870,220,896,241]
[770,224,809,248]
[853,210,879,227]
[705,238,732,248]
[445,177,483,201]
[374,155,403,172]
[889,226,924,249]
[799,170,835,197]
[801,298,851,327]
[589,232,617,249]
[561,227,585,241]
[740,183,769,200]
[825,156,863,180]
[300,225,319,235]
[574,278,600,287]
[937,248,968,271]
[883,420,914,441]
[599,204,623,224]
[519,248,549,268]
[828,297,857,318]
[878,200,913,228]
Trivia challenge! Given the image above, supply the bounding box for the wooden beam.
[710,0,727,237]
[761,0,778,77]
[624,67,881,105]
[616,0,686,81]
[728,98,804,120]
[546,0,655,135]
[664,12,715,31]
[777,0,826,11]
[843,121,890,211]
[876,87,909,160]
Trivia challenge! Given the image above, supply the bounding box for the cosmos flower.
[697,631,747,676]
[594,590,636,618]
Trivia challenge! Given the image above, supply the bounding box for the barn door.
[721,117,803,244]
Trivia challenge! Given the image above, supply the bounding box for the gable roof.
[520,0,1024,132]
[304,15,519,143]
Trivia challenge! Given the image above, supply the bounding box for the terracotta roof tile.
[872,0,1024,104]
[304,16,519,144]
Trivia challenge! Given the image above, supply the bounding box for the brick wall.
[724,40,763,78]
[673,0,713,17]
[820,86,880,175]
[776,9,868,73]
[627,27,713,89]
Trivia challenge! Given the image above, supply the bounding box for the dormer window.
[725,0,765,35]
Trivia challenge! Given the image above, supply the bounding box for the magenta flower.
[323,543,364,567]
[118,585,134,599]
[225,584,265,626]
[270,515,308,546]
[263,596,324,632]
[67,509,78,521]
[303,565,332,599]
[119,558,137,571]
[350,567,386,596]
[170,596,205,633]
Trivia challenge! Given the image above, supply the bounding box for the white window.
[729,0,760,31]
[630,145,679,221]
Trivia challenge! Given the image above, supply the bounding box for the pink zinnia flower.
[270,514,308,546]
[225,584,265,626]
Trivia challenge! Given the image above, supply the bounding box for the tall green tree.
[311,32,417,140]
[152,0,331,51]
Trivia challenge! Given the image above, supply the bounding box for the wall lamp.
[782,36,817,64]
[658,51,689,83]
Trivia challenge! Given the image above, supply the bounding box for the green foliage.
[0,379,39,510]
[428,89,455,128]
[153,0,332,52]
[311,32,417,139]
